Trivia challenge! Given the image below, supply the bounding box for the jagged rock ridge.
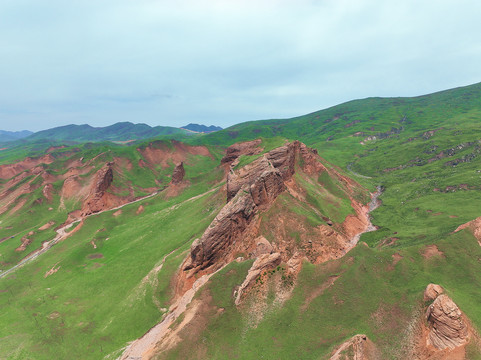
[183,141,311,274]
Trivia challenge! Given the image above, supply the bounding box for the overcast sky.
[0,0,480,132]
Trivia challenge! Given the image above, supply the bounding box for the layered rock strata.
[171,162,185,184]
[426,294,469,350]
[184,141,314,275]
[81,162,114,216]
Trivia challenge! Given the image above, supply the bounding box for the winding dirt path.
[0,186,220,279]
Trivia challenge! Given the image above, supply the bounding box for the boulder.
[424,283,444,302]
[426,294,469,350]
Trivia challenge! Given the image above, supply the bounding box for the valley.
[1,82,481,359]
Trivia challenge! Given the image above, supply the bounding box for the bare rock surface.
[424,283,444,302]
[42,183,54,202]
[426,294,469,350]
[221,139,262,165]
[252,236,273,257]
[171,162,185,184]
[81,162,114,216]
[184,141,314,274]
[330,334,381,360]
[234,252,281,305]
[184,187,258,272]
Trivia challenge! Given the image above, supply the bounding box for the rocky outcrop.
[42,183,54,202]
[234,252,281,305]
[81,163,114,216]
[410,284,474,359]
[184,187,258,272]
[424,283,444,302]
[184,142,317,274]
[426,294,469,350]
[221,139,262,165]
[171,162,185,184]
[226,141,314,202]
[330,334,380,360]
[15,235,33,252]
[183,140,362,278]
[455,216,481,245]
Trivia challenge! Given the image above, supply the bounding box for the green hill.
[26,122,189,142]
[1,82,481,359]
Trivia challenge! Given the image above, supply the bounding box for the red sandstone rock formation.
[426,294,469,350]
[234,252,281,305]
[221,139,262,165]
[81,162,115,216]
[171,162,185,184]
[411,284,474,359]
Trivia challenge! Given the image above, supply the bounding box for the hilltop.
[0,130,33,142]
[1,82,481,359]
[181,123,223,133]
[24,122,188,143]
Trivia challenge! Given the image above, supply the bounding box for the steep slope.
[196,82,481,249]
[120,140,374,359]
[2,82,481,360]
[0,139,221,272]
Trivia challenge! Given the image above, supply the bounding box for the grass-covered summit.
[1,82,481,359]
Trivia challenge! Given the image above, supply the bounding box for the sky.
[0,0,480,132]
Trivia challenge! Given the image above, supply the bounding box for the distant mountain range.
[181,123,223,133]
[0,122,223,144]
[0,130,33,142]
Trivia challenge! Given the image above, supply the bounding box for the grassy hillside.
[196,82,481,248]
[25,122,190,142]
[1,82,481,359]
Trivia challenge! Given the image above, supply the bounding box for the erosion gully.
[117,187,383,359]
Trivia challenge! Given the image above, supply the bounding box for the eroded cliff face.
[410,284,474,360]
[181,141,371,295]
[183,141,313,276]
[426,294,469,350]
[171,162,185,185]
[80,162,115,216]
[221,139,262,166]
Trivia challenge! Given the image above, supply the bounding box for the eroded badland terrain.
[2,82,481,359]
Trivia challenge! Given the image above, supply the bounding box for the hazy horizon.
[1,0,480,132]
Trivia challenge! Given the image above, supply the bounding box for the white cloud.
[0,0,480,131]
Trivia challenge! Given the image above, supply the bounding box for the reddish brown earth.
[178,140,371,297]
[330,334,381,360]
[410,284,477,360]
[80,162,117,216]
[42,183,54,202]
[137,140,212,169]
[422,245,445,259]
[15,235,33,252]
[220,139,263,168]
[38,221,55,231]
[455,216,481,245]
[0,153,56,180]
[171,162,185,185]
